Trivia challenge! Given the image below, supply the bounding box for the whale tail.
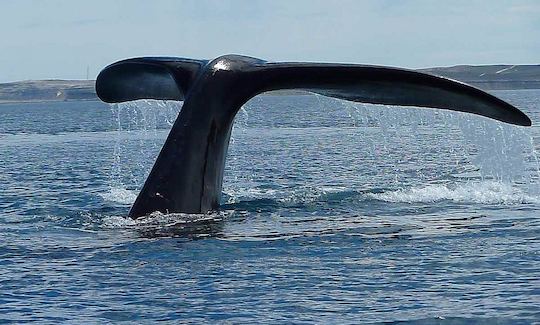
[97,55,531,126]
[96,55,532,218]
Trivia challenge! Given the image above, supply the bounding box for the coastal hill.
[1,64,539,103]
[0,80,96,103]
[420,64,540,90]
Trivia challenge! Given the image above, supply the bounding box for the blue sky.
[0,0,539,82]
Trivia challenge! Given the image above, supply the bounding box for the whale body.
[96,55,532,219]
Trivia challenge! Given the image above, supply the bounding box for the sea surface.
[0,90,539,324]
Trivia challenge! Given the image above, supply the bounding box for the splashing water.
[105,99,182,203]
[106,93,539,213]
[368,181,540,205]
[340,98,539,182]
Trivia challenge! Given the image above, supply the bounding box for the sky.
[0,0,539,82]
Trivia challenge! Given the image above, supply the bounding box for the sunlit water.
[1,90,539,323]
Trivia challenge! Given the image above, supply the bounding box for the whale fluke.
[96,57,207,103]
[96,55,532,219]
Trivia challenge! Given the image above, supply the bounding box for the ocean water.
[0,90,539,324]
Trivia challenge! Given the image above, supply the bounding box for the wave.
[101,180,540,212]
[87,181,540,241]
[368,181,540,205]
[100,211,227,238]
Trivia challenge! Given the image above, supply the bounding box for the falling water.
[339,97,540,204]
[105,99,182,204]
[106,92,539,208]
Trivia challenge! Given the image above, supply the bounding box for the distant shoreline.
[0,98,102,105]
[1,64,539,103]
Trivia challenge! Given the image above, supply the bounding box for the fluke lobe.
[96,55,532,219]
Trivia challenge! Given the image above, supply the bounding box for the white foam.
[100,187,138,204]
[369,181,540,205]
[100,211,228,231]
[101,215,137,228]
[134,211,223,225]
